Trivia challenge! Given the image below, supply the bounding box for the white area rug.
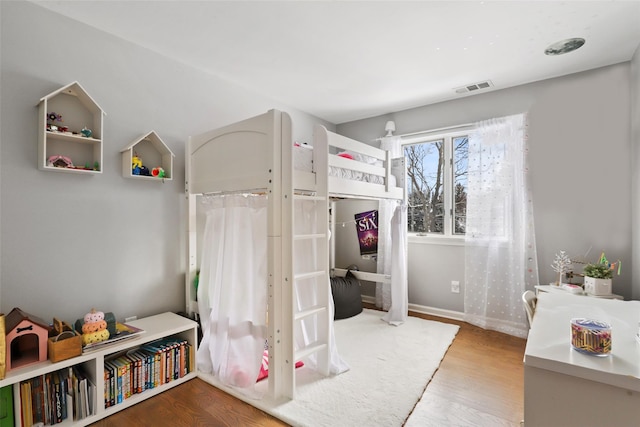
[199,309,459,426]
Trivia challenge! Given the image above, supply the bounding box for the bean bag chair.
[331,270,363,320]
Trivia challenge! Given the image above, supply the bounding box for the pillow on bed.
[339,151,382,166]
[257,349,304,382]
[337,152,354,160]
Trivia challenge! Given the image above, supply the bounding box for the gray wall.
[337,63,633,311]
[0,1,332,322]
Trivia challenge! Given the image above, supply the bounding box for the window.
[404,131,468,237]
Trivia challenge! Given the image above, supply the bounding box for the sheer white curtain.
[196,194,268,392]
[197,195,347,395]
[377,136,408,325]
[464,113,539,338]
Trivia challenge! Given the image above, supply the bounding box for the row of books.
[104,337,193,407]
[19,366,94,426]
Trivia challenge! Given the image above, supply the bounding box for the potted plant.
[583,262,613,296]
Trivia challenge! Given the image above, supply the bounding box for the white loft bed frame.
[185,109,404,400]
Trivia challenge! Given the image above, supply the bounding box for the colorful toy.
[81,126,92,138]
[82,329,110,345]
[132,155,143,175]
[47,155,74,168]
[152,167,165,178]
[81,319,107,334]
[81,308,109,346]
[84,309,104,323]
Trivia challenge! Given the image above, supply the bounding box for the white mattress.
[293,144,395,186]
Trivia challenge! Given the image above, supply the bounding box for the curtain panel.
[463,113,539,338]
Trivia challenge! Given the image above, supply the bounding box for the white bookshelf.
[0,312,198,426]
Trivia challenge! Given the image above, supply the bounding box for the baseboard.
[360,296,465,322]
[407,303,465,322]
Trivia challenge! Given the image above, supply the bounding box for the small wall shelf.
[121,131,174,181]
[38,82,105,174]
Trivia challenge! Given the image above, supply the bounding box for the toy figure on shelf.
[132,154,143,175]
[152,167,165,178]
[80,126,92,138]
[46,111,63,132]
[132,154,151,176]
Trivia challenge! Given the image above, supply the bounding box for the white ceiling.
[32,1,640,124]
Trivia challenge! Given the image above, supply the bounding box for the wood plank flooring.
[90,309,526,427]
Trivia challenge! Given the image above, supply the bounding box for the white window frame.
[402,125,474,245]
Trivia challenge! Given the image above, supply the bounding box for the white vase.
[584,277,612,296]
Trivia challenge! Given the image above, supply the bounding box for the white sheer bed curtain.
[377,135,408,325]
[196,194,268,393]
[464,113,539,339]
[197,194,347,395]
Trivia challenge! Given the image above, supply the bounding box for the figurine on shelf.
[81,126,92,138]
[47,154,74,168]
[152,167,165,178]
[132,154,143,175]
[46,112,63,132]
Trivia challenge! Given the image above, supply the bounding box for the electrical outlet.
[125,316,137,322]
[451,281,460,293]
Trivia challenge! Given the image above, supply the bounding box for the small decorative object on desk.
[561,283,584,294]
[571,318,611,356]
[551,250,573,286]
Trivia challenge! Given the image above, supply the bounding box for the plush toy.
[84,309,104,323]
[82,309,109,346]
[82,329,110,345]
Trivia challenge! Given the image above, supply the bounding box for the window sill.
[408,234,465,246]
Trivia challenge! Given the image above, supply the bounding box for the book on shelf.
[82,322,145,353]
[19,365,94,425]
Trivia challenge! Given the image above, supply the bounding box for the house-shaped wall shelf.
[121,131,174,181]
[37,81,105,174]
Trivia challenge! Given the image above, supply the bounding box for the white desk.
[524,292,640,426]
[535,284,624,300]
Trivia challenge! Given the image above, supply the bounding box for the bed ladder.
[292,192,331,383]
[270,117,331,400]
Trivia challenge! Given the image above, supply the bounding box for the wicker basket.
[48,318,82,363]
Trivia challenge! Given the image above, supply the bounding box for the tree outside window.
[405,134,468,236]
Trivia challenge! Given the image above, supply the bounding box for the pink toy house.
[5,308,51,371]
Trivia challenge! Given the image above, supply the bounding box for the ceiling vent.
[454,80,493,94]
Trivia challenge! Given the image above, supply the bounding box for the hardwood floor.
[90,309,526,427]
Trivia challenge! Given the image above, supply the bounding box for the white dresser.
[524,292,640,426]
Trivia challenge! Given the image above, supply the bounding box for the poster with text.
[355,210,378,259]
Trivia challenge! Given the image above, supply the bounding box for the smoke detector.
[454,80,493,94]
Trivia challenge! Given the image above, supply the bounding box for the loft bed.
[185,109,405,401]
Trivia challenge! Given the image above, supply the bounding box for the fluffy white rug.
[199,309,459,427]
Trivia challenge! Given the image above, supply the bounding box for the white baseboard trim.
[360,295,465,322]
[407,303,465,322]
